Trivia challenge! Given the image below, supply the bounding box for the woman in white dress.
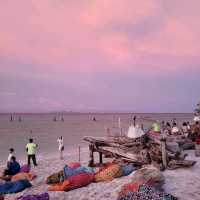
[57,136,64,160]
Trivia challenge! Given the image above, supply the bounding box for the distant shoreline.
[0,112,193,115]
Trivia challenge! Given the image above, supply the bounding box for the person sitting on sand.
[4,156,20,176]
[181,122,188,136]
[171,122,180,135]
[151,121,161,133]
[7,148,14,166]
[166,122,171,133]
[187,121,191,133]
[193,113,200,122]
[57,136,64,160]
[26,138,38,166]
[189,121,200,142]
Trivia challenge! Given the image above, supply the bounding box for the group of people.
[1,137,65,181]
[151,118,200,142]
[1,139,38,179]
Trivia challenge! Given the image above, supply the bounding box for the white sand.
[1,148,200,200]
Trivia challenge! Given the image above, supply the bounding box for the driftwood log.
[83,135,196,170]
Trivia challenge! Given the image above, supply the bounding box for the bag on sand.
[48,173,94,191]
[94,164,123,182]
[131,166,165,190]
[20,165,30,173]
[17,192,49,200]
[12,173,36,182]
[117,184,178,200]
[46,170,64,184]
[68,162,81,169]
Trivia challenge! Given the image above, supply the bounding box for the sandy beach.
[1,147,200,200]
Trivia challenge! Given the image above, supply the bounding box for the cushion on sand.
[95,164,123,182]
[0,179,32,194]
[46,170,64,185]
[68,162,81,169]
[20,165,30,173]
[48,173,94,191]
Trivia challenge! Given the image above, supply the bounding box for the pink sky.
[0,0,200,112]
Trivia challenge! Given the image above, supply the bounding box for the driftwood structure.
[83,134,196,170]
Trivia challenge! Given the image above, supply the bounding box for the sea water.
[0,113,193,165]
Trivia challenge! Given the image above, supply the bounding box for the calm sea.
[0,113,193,164]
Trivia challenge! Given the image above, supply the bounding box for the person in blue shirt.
[5,156,20,176]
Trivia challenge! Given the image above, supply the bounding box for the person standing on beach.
[26,138,38,166]
[57,136,64,160]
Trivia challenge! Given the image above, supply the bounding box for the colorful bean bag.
[0,179,32,194]
[11,173,36,182]
[117,184,177,200]
[121,164,136,176]
[49,173,94,191]
[68,162,81,169]
[131,166,165,190]
[20,165,30,173]
[46,170,64,184]
[64,166,94,179]
[118,182,143,197]
[95,164,123,182]
[17,192,49,200]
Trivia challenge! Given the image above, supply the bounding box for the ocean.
[0,113,193,165]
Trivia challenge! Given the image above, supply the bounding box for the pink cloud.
[0,0,200,77]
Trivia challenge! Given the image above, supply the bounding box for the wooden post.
[78,145,81,162]
[99,152,103,164]
[89,144,94,167]
[161,137,167,169]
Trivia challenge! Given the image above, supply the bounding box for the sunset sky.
[0,0,200,113]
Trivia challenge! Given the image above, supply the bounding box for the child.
[7,148,14,166]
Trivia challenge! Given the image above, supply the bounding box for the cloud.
[0,0,200,75]
[0,0,200,112]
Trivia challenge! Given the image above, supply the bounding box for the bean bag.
[64,166,94,179]
[49,173,94,191]
[117,184,177,200]
[95,164,123,182]
[11,173,36,182]
[121,164,136,176]
[17,192,49,200]
[68,162,81,169]
[48,180,70,191]
[67,173,94,190]
[118,182,142,198]
[20,165,30,173]
[0,179,32,194]
[46,170,64,184]
[131,166,165,190]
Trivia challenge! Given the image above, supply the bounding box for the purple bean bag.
[17,192,49,200]
[20,165,30,173]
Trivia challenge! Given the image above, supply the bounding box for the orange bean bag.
[11,173,36,182]
[94,164,123,182]
[48,173,94,191]
[48,180,70,191]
